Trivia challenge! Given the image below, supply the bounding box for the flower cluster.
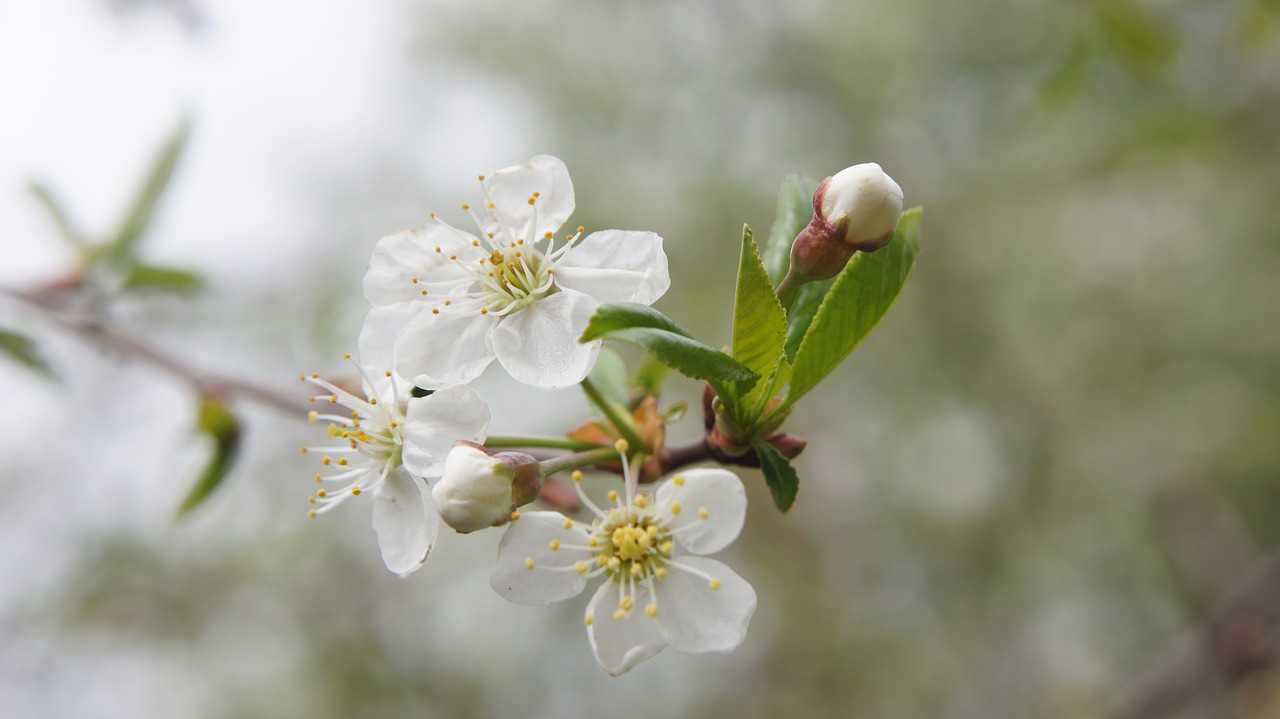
[298,155,909,674]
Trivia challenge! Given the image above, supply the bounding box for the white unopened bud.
[433,442,540,533]
[820,162,904,252]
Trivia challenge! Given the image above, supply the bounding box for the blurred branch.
[4,280,308,415]
[1113,552,1280,719]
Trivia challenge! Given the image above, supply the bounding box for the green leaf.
[579,302,693,342]
[110,119,191,262]
[588,347,630,407]
[731,225,788,379]
[177,396,241,516]
[754,439,799,512]
[124,264,203,294]
[0,329,55,379]
[593,327,758,390]
[783,277,833,360]
[28,182,87,249]
[786,207,922,407]
[762,175,820,285]
[629,352,670,400]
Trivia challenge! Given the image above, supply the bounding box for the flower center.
[479,246,551,312]
[593,505,673,582]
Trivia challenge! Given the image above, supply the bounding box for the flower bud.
[433,442,541,533]
[786,163,904,283]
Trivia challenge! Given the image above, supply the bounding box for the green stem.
[775,271,804,315]
[538,446,621,479]
[579,377,647,450]
[484,435,599,451]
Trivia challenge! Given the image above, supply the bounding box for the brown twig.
[1113,552,1280,719]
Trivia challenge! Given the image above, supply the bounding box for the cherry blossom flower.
[301,364,489,576]
[490,465,756,675]
[361,154,669,389]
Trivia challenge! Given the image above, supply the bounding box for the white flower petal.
[400,386,490,478]
[372,470,439,577]
[483,155,574,238]
[358,305,416,378]
[393,309,498,388]
[363,224,478,307]
[657,469,747,555]
[586,581,668,676]
[490,511,593,604]
[491,290,601,388]
[654,556,755,654]
[553,229,670,305]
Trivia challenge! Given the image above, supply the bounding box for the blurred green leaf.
[109,119,191,263]
[629,352,670,402]
[732,224,788,380]
[754,439,799,512]
[0,329,55,379]
[588,347,630,406]
[786,207,922,408]
[28,182,88,249]
[124,263,203,294]
[177,396,241,517]
[763,175,819,285]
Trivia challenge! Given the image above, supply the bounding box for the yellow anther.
[510,511,520,521]
[596,556,608,567]
[525,557,535,570]
[574,561,588,574]
[613,609,626,620]
[584,614,594,626]
[351,487,361,496]
[699,507,709,520]
[449,254,457,260]
[607,557,621,571]
[472,240,479,246]
[321,457,332,465]
[589,538,599,547]
[572,470,584,483]
[432,309,440,315]
[434,247,441,253]
[429,212,436,219]
[310,373,318,379]
[478,174,485,181]
[317,489,327,498]
[709,579,722,591]
[673,475,685,486]
[614,439,629,453]
[563,519,574,529]
[329,396,337,403]
[298,374,306,381]
[308,510,317,518]
[634,495,648,509]
[548,540,560,550]
[645,604,658,618]
[337,458,348,466]
[480,308,488,314]
[420,290,428,296]
[620,596,634,611]
[544,231,553,239]
[308,496,316,504]
[660,540,674,554]
[527,198,535,205]
[670,502,682,516]
[314,474,322,482]
[630,564,642,576]
[577,226,584,233]
[384,371,392,377]
[461,203,470,210]
[607,490,619,502]
[411,277,419,283]
[532,191,541,198]
[343,353,351,360]
[655,567,668,580]
[301,445,310,454]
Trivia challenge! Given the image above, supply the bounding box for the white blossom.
[361,154,669,389]
[301,365,489,576]
[819,162,904,251]
[490,467,755,675]
[433,443,539,534]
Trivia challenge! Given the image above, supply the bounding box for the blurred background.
[2,0,1279,717]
